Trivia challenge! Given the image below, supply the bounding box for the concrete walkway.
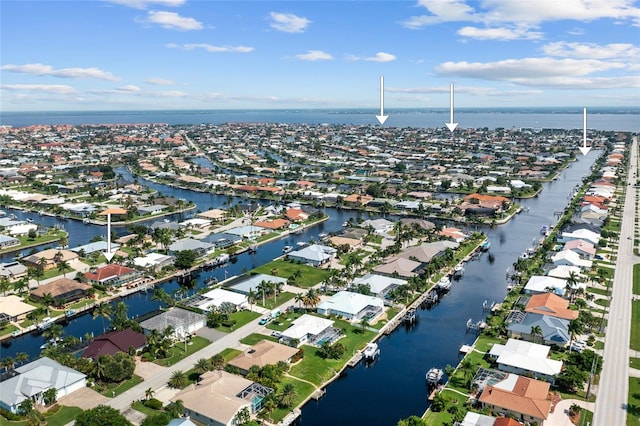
[544,399,595,426]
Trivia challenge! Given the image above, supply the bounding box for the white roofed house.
[317,291,385,322]
[352,273,407,298]
[550,250,593,269]
[280,314,336,347]
[0,234,20,250]
[0,357,86,414]
[287,244,337,267]
[140,307,206,341]
[133,252,175,271]
[0,261,28,281]
[168,238,215,259]
[523,275,567,297]
[360,218,394,234]
[557,229,600,246]
[488,338,563,384]
[193,288,248,312]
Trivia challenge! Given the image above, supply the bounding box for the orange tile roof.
[479,375,551,421]
[525,293,579,320]
[99,207,128,215]
[85,264,136,282]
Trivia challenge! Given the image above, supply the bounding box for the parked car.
[259,317,270,325]
[271,331,282,338]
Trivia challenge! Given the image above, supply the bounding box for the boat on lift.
[362,342,380,360]
[426,367,444,386]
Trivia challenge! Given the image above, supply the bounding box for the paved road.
[106,297,299,412]
[593,136,638,426]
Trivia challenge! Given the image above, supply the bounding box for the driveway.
[544,399,595,426]
[57,386,108,410]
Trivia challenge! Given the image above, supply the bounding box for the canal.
[0,154,598,425]
[295,154,598,425]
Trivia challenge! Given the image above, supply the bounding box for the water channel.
[0,154,598,424]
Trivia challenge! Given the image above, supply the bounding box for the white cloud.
[1,63,120,81]
[402,0,640,29]
[115,85,141,92]
[145,77,176,85]
[347,52,397,62]
[144,11,203,30]
[107,0,185,9]
[542,41,640,60]
[269,12,311,33]
[436,57,637,88]
[387,85,542,96]
[457,26,543,40]
[166,43,254,53]
[1,84,76,94]
[295,50,333,61]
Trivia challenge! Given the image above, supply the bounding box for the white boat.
[436,276,451,291]
[363,342,380,360]
[453,264,465,277]
[37,317,55,331]
[283,245,293,254]
[26,218,34,223]
[0,210,6,217]
[426,367,444,385]
[318,232,328,238]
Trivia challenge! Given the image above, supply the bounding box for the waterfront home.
[180,218,211,229]
[22,249,79,271]
[488,338,563,384]
[458,193,510,216]
[284,208,308,222]
[170,370,273,426]
[317,290,384,322]
[0,295,36,322]
[140,307,205,341]
[150,220,182,232]
[0,234,20,250]
[0,218,37,237]
[225,225,265,240]
[390,240,459,264]
[550,250,593,269]
[360,218,394,234]
[69,241,120,256]
[562,239,596,259]
[85,264,142,288]
[168,237,215,258]
[228,273,288,296]
[457,412,505,426]
[373,257,422,278]
[227,340,299,375]
[136,204,168,216]
[82,328,146,360]
[523,275,568,297]
[545,265,582,280]
[0,261,27,281]
[133,252,175,271]
[203,232,242,249]
[326,235,362,251]
[287,244,336,267]
[0,357,86,414]
[197,208,227,222]
[478,373,552,425]
[30,278,92,306]
[195,288,248,311]
[253,218,290,230]
[524,292,579,321]
[437,227,468,243]
[506,312,570,346]
[351,273,407,298]
[280,314,336,347]
[557,229,600,246]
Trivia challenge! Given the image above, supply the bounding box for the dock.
[347,351,364,367]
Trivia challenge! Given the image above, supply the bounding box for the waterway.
[295,154,599,425]
[0,153,599,425]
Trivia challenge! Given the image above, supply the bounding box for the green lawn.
[370,307,400,330]
[594,298,611,308]
[251,260,332,288]
[587,286,610,296]
[0,406,83,426]
[240,333,280,346]
[214,310,260,332]
[628,377,640,425]
[95,375,144,397]
[218,348,242,362]
[634,264,640,295]
[631,357,640,370]
[268,377,316,423]
[267,310,305,331]
[154,336,211,367]
[131,400,161,417]
[632,301,640,352]
[256,291,296,310]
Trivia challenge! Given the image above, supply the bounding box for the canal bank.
[293,152,599,426]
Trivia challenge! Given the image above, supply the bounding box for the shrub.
[143,398,163,410]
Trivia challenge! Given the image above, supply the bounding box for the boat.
[362,342,380,360]
[283,245,293,254]
[342,221,348,227]
[426,367,444,386]
[436,276,451,291]
[480,241,491,251]
[453,264,465,277]
[0,210,5,217]
[26,218,34,223]
[318,232,328,239]
[403,308,416,324]
[83,218,91,224]
[36,317,55,331]
[540,225,547,235]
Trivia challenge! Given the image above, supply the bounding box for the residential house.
[0,234,19,249]
[82,328,146,360]
[550,250,593,269]
[137,204,168,215]
[0,295,36,322]
[227,340,299,375]
[525,292,579,321]
[557,229,600,246]
[228,274,288,296]
[488,338,563,384]
[287,244,337,267]
[562,239,596,259]
[0,261,27,281]
[84,264,142,288]
[70,241,120,256]
[523,275,568,297]
[280,314,336,347]
[317,291,385,322]
[22,249,79,271]
[352,273,407,298]
[360,218,394,234]
[133,252,175,271]
[373,257,423,278]
[140,307,206,341]
[170,370,273,426]
[478,373,552,424]
[507,312,570,346]
[168,238,215,258]
[194,288,248,312]
[0,357,86,414]
[30,278,92,306]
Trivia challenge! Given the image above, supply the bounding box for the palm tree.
[565,271,580,302]
[42,324,64,343]
[278,383,298,408]
[304,288,320,309]
[1,356,15,372]
[56,259,71,278]
[459,358,475,389]
[247,288,257,311]
[294,292,305,309]
[37,257,48,273]
[15,352,29,367]
[151,288,169,309]
[568,318,585,350]
[92,302,112,333]
[168,370,188,389]
[530,325,543,344]
[167,399,185,418]
[0,277,10,296]
[145,387,155,400]
[194,358,211,375]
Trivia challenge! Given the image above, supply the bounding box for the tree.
[194,357,211,375]
[15,352,29,366]
[42,387,57,406]
[111,301,130,331]
[93,302,113,333]
[174,250,197,270]
[18,398,34,415]
[0,277,10,296]
[530,325,543,344]
[42,323,64,343]
[75,405,133,426]
[56,259,71,277]
[166,399,185,419]
[145,387,155,400]
[278,383,298,408]
[168,370,188,389]
[568,318,585,350]
[152,227,173,254]
[397,416,428,426]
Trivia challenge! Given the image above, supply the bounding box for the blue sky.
[1,0,639,111]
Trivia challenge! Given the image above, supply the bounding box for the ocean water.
[1,107,638,131]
